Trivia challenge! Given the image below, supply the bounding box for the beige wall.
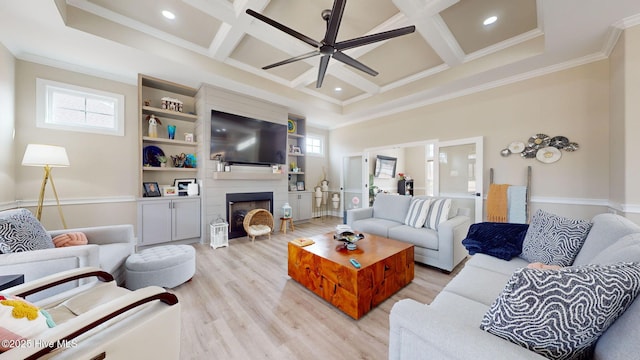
[14,61,138,229]
[0,43,16,206]
[305,126,331,190]
[330,60,612,220]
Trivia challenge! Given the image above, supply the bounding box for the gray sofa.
[389,213,640,360]
[346,194,471,272]
[0,208,135,291]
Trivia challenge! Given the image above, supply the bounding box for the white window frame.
[36,78,125,136]
[306,133,325,157]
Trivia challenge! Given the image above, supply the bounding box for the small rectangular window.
[306,134,324,156]
[37,78,125,136]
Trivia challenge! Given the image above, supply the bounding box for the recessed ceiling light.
[335,87,342,92]
[483,16,497,26]
[162,10,176,20]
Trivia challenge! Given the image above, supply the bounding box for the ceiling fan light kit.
[246,0,415,88]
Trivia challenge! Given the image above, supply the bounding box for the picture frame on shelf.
[162,186,178,197]
[296,181,305,191]
[292,146,302,154]
[143,182,161,197]
[174,178,196,196]
[289,184,298,191]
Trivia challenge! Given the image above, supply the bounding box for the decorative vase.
[168,125,176,139]
[148,115,159,138]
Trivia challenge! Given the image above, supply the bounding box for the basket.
[243,209,274,242]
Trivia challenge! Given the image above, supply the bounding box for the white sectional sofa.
[389,212,640,360]
[346,194,471,272]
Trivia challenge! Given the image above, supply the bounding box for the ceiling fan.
[246,0,416,88]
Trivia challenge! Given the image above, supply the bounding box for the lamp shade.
[22,144,70,167]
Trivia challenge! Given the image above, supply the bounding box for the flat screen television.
[210,110,287,165]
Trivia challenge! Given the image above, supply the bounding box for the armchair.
[0,267,181,359]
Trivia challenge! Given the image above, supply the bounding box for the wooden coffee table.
[287,232,414,319]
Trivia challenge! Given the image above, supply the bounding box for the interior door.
[436,137,483,223]
[341,154,367,220]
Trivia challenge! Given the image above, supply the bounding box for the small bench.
[125,244,195,290]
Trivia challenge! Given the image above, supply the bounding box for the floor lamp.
[22,144,70,229]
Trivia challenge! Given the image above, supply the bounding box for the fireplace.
[226,192,274,239]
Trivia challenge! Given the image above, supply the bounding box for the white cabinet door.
[297,192,313,220]
[172,198,201,240]
[139,200,172,245]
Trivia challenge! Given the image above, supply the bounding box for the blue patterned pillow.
[521,210,592,266]
[0,209,54,253]
[481,263,640,360]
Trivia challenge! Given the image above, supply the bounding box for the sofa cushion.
[573,213,640,266]
[350,218,400,239]
[590,233,640,265]
[388,225,438,250]
[404,198,431,228]
[0,208,54,253]
[466,253,531,276]
[480,263,640,360]
[99,243,135,275]
[521,210,592,266]
[443,265,512,306]
[425,198,452,230]
[372,194,411,224]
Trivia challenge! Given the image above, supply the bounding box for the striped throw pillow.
[425,198,452,230]
[404,198,431,228]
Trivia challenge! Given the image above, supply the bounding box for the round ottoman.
[125,244,195,290]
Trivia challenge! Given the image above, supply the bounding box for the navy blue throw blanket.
[462,222,530,260]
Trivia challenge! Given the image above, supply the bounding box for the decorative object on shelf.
[146,114,160,138]
[210,215,229,249]
[143,145,164,167]
[500,133,579,163]
[174,178,196,196]
[171,153,186,168]
[184,133,194,142]
[282,203,292,219]
[287,119,296,133]
[296,181,305,191]
[212,153,224,172]
[332,193,340,209]
[144,99,151,106]
[187,183,199,196]
[156,155,167,167]
[21,144,70,228]
[292,146,302,154]
[167,125,176,139]
[185,153,197,168]
[162,186,177,196]
[161,96,183,112]
[143,182,161,197]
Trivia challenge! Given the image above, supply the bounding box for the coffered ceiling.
[1,0,640,128]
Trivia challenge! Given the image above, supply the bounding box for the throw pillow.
[0,293,56,352]
[0,209,54,253]
[52,232,88,247]
[480,263,640,360]
[520,209,592,266]
[404,198,431,228]
[424,198,451,230]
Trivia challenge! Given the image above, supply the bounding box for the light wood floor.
[172,217,461,359]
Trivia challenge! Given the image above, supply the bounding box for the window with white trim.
[36,78,125,136]
[306,134,324,156]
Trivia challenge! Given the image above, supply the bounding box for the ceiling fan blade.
[262,51,320,70]
[324,0,347,46]
[332,51,378,76]
[335,25,416,51]
[316,55,331,88]
[246,9,322,48]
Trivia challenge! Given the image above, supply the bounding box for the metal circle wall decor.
[500,133,579,163]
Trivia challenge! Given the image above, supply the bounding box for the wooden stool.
[279,217,295,234]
